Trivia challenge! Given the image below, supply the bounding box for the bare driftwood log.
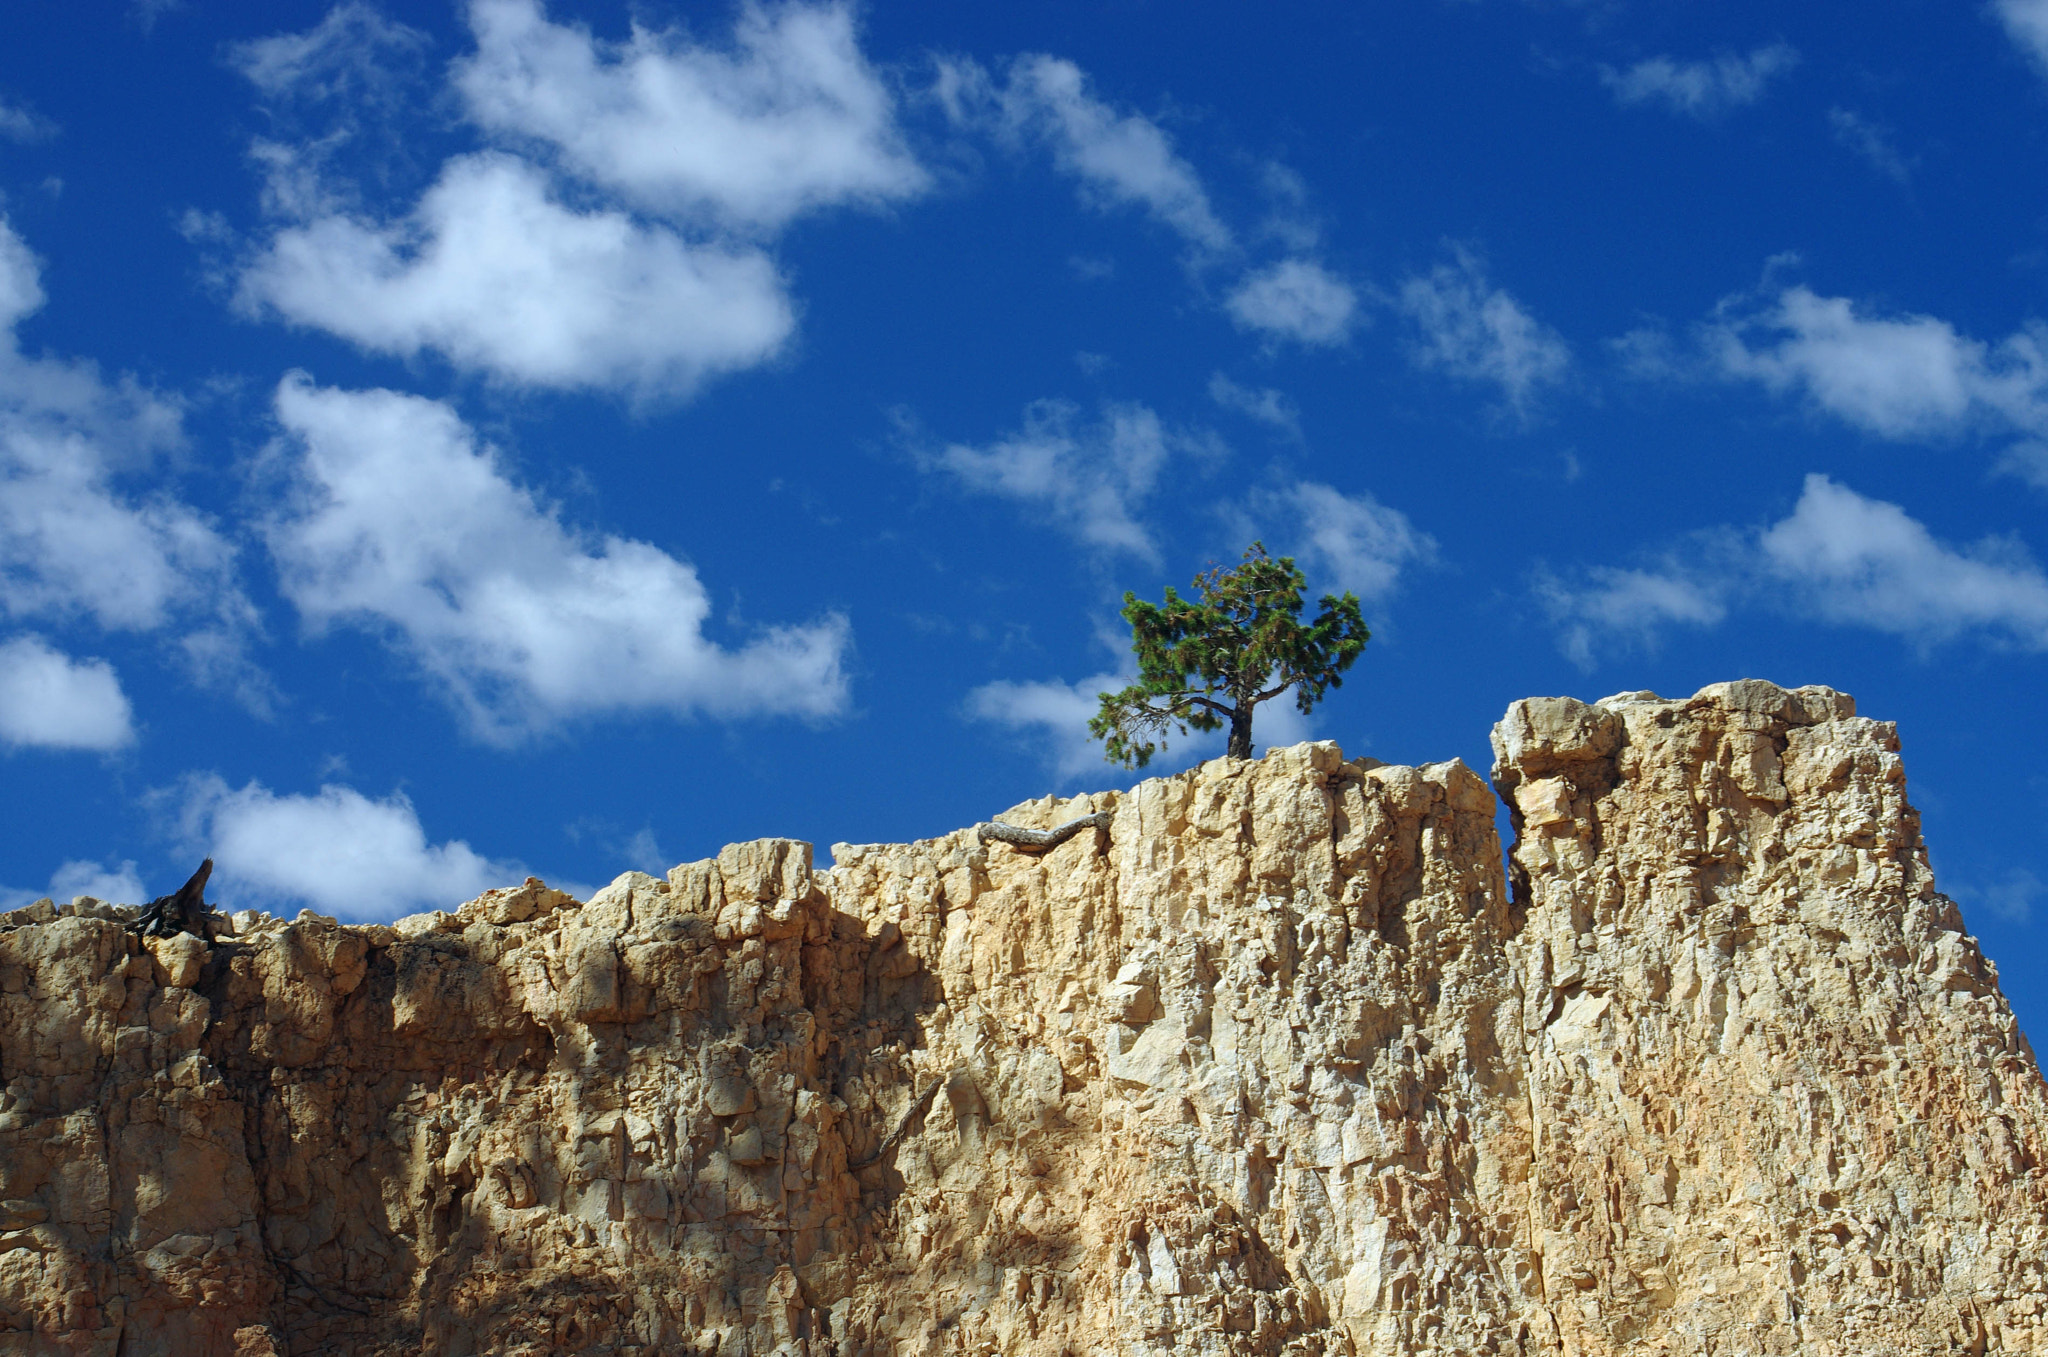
[131,859,214,939]
[976,811,1112,852]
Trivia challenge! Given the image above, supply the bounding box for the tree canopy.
[1090,543,1370,768]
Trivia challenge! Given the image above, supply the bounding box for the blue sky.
[6,0,2048,1030]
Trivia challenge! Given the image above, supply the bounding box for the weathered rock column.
[1493,680,2048,1357]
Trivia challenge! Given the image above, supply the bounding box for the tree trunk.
[1227,704,1254,760]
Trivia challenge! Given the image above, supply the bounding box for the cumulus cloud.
[1702,284,2048,445]
[964,671,1126,780]
[1207,373,1301,438]
[0,858,147,911]
[1599,43,1799,118]
[236,152,793,399]
[455,0,925,231]
[938,54,1231,255]
[921,399,1215,561]
[1537,475,2048,667]
[1995,0,2048,75]
[1248,482,1435,605]
[1759,474,2048,644]
[265,374,850,742]
[0,636,134,752]
[231,1,920,400]
[1396,248,1570,414]
[1226,259,1357,346]
[1535,563,1730,670]
[965,663,1316,780]
[0,218,259,696]
[169,774,521,918]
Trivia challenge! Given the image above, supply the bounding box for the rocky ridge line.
[0,679,2041,1355]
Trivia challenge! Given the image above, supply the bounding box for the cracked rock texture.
[0,679,2042,1355]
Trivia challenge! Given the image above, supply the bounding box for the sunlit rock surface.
[1,680,2042,1355]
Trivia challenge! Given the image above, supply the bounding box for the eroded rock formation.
[0,680,2042,1355]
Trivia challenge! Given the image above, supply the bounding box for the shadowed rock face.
[0,680,2042,1356]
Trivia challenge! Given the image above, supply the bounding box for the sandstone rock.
[0,680,2040,1355]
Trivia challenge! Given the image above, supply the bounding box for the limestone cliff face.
[0,680,2042,1356]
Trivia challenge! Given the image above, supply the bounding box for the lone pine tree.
[1091,542,1370,767]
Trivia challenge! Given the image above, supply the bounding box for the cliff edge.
[0,680,2042,1355]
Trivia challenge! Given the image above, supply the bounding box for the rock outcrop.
[0,680,2042,1355]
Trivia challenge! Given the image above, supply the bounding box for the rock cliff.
[1,680,2043,1355]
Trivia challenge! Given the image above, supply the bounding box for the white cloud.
[1396,248,1570,413]
[1759,474,2048,645]
[1705,284,2048,443]
[1828,108,1913,184]
[1208,373,1301,438]
[229,2,431,105]
[0,218,259,696]
[1260,481,1436,604]
[170,774,521,918]
[0,858,147,911]
[0,97,56,145]
[966,663,1317,780]
[53,858,147,905]
[1599,43,1799,118]
[964,671,1125,780]
[1536,475,2048,666]
[939,54,1231,255]
[622,827,668,875]
[0,636,134,752]
[266,374,850,742]
[130,0,185,34]
[1998,441,2048,489]
[1225,259,1357,346]
[236,151,793,399]
[923,399,1211,561]
[1952,867,2043,924]
[1995,0,2048,74]
[455,0,925,232]
[1535,563,1730,670]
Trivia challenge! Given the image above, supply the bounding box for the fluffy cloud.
[169,774,521,918]
[0,858,146,911]
[1207,373,1301,438]
[1599,43,1799,118]
[1759,474,2048,644]
[1259,482,1436,604]
[266,375,850,742]
[1703,285,2048,443]
[922,399,1214,561]
[963,671,1126,780]
[0,218,257,697]
[236,152,793,399]
[939,54,1231,255]
[1537,475,2048,667]
[0,636,135,752]
[1396,249,1570,413]
[455,0,925,231]
[1995,0,2048,74]
[232,1,923,399]
[965,664,1317,781]
[1535,564,1729,670]
[1225,259,1357,346]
